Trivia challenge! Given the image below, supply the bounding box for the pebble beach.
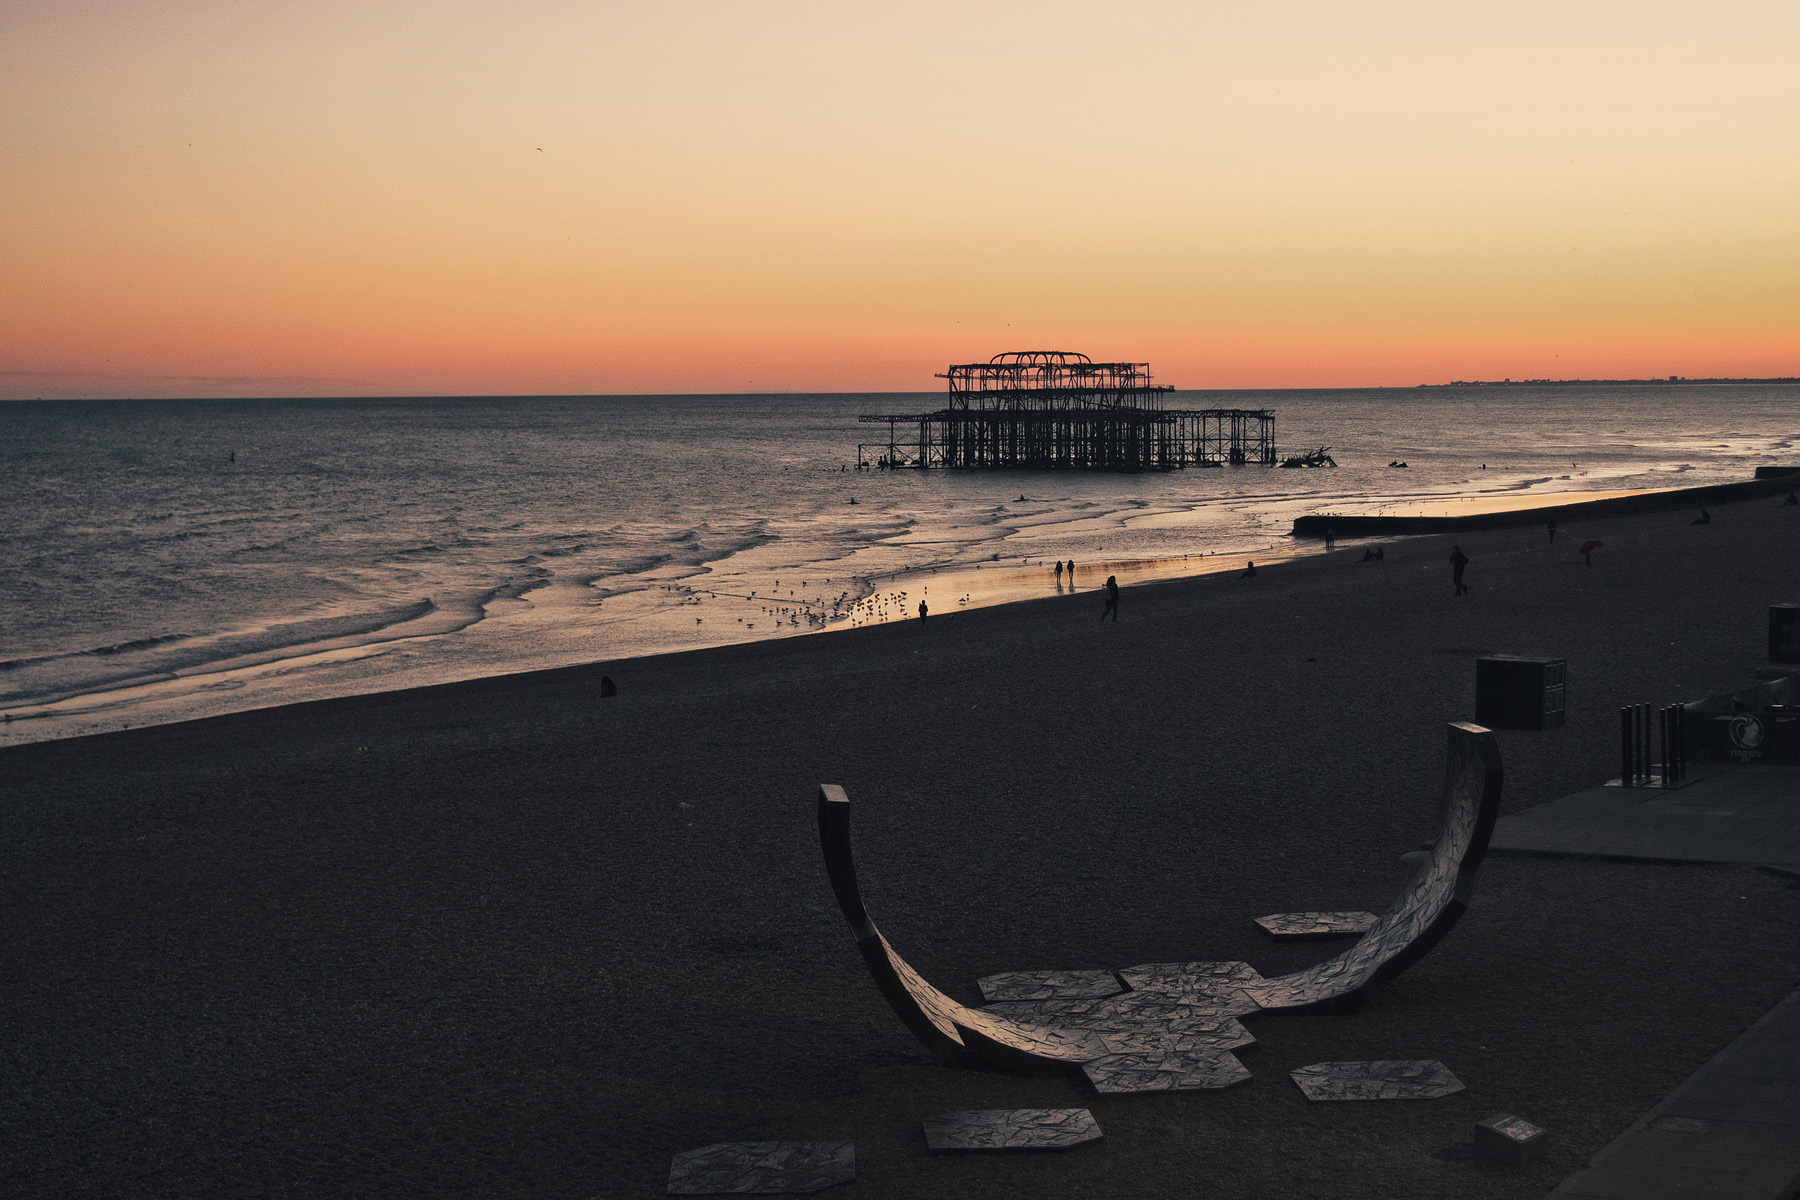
[4,488,1798,1199]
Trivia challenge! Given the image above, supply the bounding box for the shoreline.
[6,475,1778,747]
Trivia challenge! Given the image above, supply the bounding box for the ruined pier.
[859,351,1276,471]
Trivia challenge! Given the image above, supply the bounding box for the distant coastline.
[1419,375,1800,387]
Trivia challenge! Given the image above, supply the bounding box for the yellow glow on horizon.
[3,1,1796,396]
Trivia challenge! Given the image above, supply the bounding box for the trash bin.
[1475,656,1567,730]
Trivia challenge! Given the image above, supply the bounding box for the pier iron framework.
[859,351,1275,471]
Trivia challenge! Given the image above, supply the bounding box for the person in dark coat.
[1449,545,1470,595]
[1100,575,1118,622]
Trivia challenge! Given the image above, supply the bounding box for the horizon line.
[6,374,1800,404]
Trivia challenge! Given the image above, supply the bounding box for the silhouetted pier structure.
[858,351,1276,471]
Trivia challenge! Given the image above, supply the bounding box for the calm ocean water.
[3,385,1796,743]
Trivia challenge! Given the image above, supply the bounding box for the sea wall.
[1292,472,1800,537]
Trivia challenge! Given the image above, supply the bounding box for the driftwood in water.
[1280,446,1337,468]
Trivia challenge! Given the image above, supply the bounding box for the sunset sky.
[3,1,1796,397]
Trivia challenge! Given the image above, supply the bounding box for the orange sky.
[2,1,1796,397]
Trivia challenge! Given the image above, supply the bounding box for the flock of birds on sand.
[655,573,985,634]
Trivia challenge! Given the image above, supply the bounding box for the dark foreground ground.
[4,496,1799,1199]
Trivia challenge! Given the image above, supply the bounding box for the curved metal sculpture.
[1241,721,1502,1011]
[817,784,1103,1075]
[818,722,1502,1077]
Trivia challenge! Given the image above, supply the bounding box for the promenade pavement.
[1493,765,1799,1198]
[1490,764,1800,872]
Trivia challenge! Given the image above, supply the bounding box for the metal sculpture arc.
[1239,721,1502,1011]
[817,722,1503,1076]
[816,783,1102,1075]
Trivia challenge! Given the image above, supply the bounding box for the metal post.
[1627,708,1641,784]
[1637,703,1651,783]
[1631,704,1641,783]
[1672,704,1686,782]
[1660,707,1672,789]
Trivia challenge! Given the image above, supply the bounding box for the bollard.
[1627,708,1641,784]
[1660,707,1672,789]
[1634,704,1647,783]
[1672,703,1687,782]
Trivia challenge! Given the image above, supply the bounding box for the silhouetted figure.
[918,600,928,623]
[1784,492,1798,507]
[1547,518,1557,543]
[599,675,617,697]
[1692,509,1711,525]
[1449,545,1470,595]
[1375,548,1384,560]
[1361,548,1377,561]
[1100,575,1118,622]
[1066,559,1075,580]
[1324,527,1336,550]
[1241,561,1257,578]
[1579,538,1602,566]
[1054,560,1063,584]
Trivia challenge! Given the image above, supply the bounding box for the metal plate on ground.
[984,992,1257,1040]
[1083,1048,1253,1094]
[1092,1021,1255,1055]
[1290,1060,1465,1101]
[921,1108,1102,1153]
[975,969,1124,1003]
[1116,961,1265,1007]
[1253,911,1379,939]
[666,1141,855,1194]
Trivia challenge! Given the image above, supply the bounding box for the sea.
[3,384,1796,745]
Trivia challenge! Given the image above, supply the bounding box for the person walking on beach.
[917,600,928,624]
[1449,545,1470,595]
[1066,560,1076,582]
[1055,560,1063,585]
[1100,575,1118,622]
